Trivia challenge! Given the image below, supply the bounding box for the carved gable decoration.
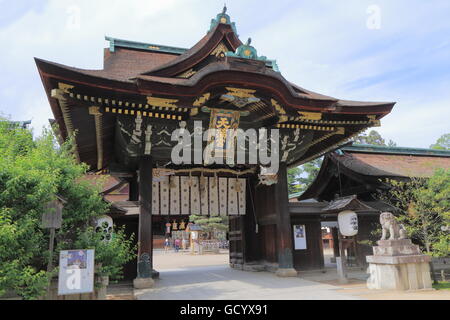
[211,42,229,58]
[221,87,260,108]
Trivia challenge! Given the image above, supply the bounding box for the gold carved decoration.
[146,96,179,108]
[225,87,256,98]
[178,68,197,78]
[205,109,241,164]
[297,111,322,121]
[221,88,260,108]
[58,83,74,93]
[190,108,199,116]
[271,99,286,115]
[211,43,228,58]
[193,93,211,107]
[367,115,381,127]
[89,106,102,116]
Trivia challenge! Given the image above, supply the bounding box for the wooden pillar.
[332,227,340,258]
[275,163,297,277]
[243,176,261,264]
[128,174,139,202]
[133,156,155,289]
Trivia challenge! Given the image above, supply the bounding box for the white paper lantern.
[338,210,358,236]
[95,215,114,242]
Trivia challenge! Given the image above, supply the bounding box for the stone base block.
[230,263,243,270]
[133,277,155,289]
[367,261,432,291]
[275,268,298,277]
[373,239,421,256]
[367,254,431,265]
[243,264,266,272]
[151,269,160,279]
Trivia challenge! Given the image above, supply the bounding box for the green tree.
[189,215,228,240]
[298,157,323,191]
[288,167,302,194]
[353,129,396,147]
[0,122,135,299]
[378,169,449,257]
[430,133,450,150]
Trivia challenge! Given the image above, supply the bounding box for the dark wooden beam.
[134,156,157,288]
[243,176,261,263]
[274,163,297,277]
[128,175,139,202]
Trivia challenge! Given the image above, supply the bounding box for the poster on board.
[293,225,307,250]
[58,249,95,295]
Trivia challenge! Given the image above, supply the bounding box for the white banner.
[293,225,307,250]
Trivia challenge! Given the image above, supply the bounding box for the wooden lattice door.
[229,216,244,269]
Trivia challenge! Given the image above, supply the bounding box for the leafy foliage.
[353,129,396,147]
[288,157,323,195]
[377,169,449,256]
[189,215,228,239]
[0,122,135,299]
[287,167,302,194]
[430,133,450,150]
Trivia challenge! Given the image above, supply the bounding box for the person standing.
[164,238,170,253]
[175,238,181,252]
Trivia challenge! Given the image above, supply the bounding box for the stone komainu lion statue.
[380,212,407,240]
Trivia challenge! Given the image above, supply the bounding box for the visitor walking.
[164,238,170,253]
[174,238,181,252]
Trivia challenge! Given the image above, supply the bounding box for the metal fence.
[199,240,229,252]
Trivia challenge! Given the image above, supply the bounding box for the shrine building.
[36,7,395,285]
[292,144,450,268]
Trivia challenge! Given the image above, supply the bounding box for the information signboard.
[58,249,95,296]
[293,225,307,250]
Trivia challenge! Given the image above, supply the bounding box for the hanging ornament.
[172,220,178,231]
[235,175,242,193]
[95,215,114,242]
[211,172,218,189]
[169,176,176,189]
[200,172,207,192]
[165,222,172,234]
[187,172,193,187]
[179,220,186,230]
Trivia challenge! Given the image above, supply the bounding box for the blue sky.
[0,0,449,148]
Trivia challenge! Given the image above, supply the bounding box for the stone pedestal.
[133,277,155,289]
[275,268,298,277]
[366,239,432,291]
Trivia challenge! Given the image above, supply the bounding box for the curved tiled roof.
[103,47,179,81]
[299,144,450,200]
[338,146,450,178]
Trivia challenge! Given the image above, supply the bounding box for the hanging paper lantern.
[338,210,358,236]
[95,215,114,242]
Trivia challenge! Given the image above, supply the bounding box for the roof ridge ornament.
[209,6,238,35]
[226,38,280,72]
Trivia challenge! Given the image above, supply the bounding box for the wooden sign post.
[41,198,64,272]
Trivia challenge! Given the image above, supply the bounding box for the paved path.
[136,264,362,300]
